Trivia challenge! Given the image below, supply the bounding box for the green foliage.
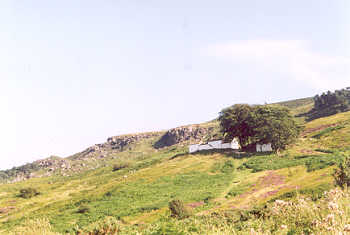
[270,183,331,202]
[77,206,90,214]
[305,155,342,172]
[333,156,350,189]
[0,163,40,182]
[306,88,350,120]
[219,104,255,148]
[219,104,301,151]
[151,223,187,235]
[252,105,302,152]
[168,199,191,219]
[39,170,233,233]
[211,159,235,173]
[227,183,251,197]
[221,160,235,173]
[239,154,299,172]
[311,125,345,139]
[240,154,344,173]
[112,162,129,171]
[18,187,40,199]
[314,148,334,154]
[275,97,314,110]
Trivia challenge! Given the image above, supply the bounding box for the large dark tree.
[308,88,350,120]
[219,105,302,152]
[218,104,255,148]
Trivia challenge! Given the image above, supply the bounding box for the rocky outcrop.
[35,157,71,171]
[70,132,161,160]
[153,125,214,149]
[107,133,158,150]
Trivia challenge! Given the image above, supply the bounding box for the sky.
[0,0,349,170]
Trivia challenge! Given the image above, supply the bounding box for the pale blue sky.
[0,0,349,169]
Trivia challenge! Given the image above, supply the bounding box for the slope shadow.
[170,149,270,160]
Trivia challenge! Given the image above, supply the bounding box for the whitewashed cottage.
[189,139,240,153]
[256,143,273,152]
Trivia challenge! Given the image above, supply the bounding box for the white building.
[256,143,273,152]
[189,139,240,153]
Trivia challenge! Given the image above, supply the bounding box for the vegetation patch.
[269,183,332,202]
[311,125,345,139]
[314,148,334,154]
[168,199,191,219]
[227,183,252,198]
[77,206,90,214]
[305,155,344,172]
[112,162,130,171]
[210,159,235,173]
[305,88,350,121]
[26,169,235,233]
[18,187,40,199]
[333,156,350,189]
[239,154,344,173]
[0,163,40,183]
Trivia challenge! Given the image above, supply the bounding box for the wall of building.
[256,143,273,152]
[189,139,240,153]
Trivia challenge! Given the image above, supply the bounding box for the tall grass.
[10,188,350,235]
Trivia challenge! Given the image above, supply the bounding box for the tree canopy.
[305,88,350,121]
[219,104,302,152]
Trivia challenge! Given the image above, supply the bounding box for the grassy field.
[1,105,350,234]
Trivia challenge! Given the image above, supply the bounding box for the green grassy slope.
[1,108,350,233]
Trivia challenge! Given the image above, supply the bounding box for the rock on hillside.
[153,125,219,149]
[70,132,161,160]
[107,133,158,150]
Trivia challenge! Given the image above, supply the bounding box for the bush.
[210,160,235,174]
[78,217,120,235]
[221,160,235,173]
[18,187,40,199]
[77,206,90,214]
[314,148,334,154]
[112,162,129,172]
[168,199,191,219]
[333,156,350,189]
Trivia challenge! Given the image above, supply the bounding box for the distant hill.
[273,97,314,119]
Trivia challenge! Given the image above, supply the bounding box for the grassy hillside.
[1,107,350,234]
[272,97,314,123]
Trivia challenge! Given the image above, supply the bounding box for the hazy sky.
[0,0,349,169]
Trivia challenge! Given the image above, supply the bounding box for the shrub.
[314,148,334,154]
[221,160,235,173]
[210,160,235,173]
[333,156,350,189]
[168,199,191,219]
[18,187,40,199]
[112,162,129,172]
[77,206,90,214]
[78,217,120,235]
